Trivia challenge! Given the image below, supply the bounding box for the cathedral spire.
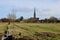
[34,8,36,18]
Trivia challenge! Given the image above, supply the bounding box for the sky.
[0,0,60,19]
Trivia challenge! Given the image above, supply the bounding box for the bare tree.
[7,9,16,24]
[8,13,16,22]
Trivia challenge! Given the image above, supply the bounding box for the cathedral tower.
[34,8,36,19]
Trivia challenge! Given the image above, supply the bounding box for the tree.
[17,16,24,21]
[44,18,48,23]
[7,13,16,23]
[49,16,58,23]
[1,18,8,22]
[20,16,24,21]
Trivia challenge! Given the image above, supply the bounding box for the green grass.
[14,23,60,40]
[0,23,60,40]
[15,23,60,33]
[0,23,8,33]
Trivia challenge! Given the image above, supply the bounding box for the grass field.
[15,23,60,34]
[0,23,60,40]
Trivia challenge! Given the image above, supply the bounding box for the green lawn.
[0,23,7,33]
[15,23,60,34]
[0,23,60,40]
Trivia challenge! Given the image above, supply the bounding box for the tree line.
[0,16,60,23]
[0,13,60,23]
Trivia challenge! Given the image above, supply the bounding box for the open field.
[0,23,8,33]
[0,23,60,40]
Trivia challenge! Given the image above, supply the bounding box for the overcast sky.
[0,0,60,19]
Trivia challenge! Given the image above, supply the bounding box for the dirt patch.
[34,32,59,37]
[0,33,3,40]
[4,35,15,40]
[34,32,60,40]
[18,36,34,40]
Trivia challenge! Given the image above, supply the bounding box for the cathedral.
[26,8,39,23]
[33,8,39,20]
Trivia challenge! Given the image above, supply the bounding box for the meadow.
[0,23,60,40]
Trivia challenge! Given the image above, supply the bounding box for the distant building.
[24,8,39,23]
[34,8,36,19]
[33,8,39,20]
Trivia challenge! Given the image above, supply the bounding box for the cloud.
[13,8,33,13]
[36,0,60,18]
[0,0,60,19]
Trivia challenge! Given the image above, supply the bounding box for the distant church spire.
[34,8,36,18]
